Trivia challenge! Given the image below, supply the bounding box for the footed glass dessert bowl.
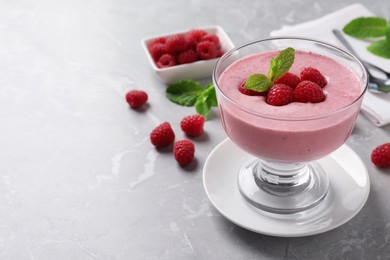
[213,37,368,214]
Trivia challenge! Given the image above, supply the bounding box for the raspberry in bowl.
[141,26,234,84]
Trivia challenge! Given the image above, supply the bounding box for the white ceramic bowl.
[141,25,235,84]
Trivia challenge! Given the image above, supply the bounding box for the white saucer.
[203,139,370,237]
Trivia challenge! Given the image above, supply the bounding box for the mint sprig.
[245,47,295,93]
[166,80,217,119]
[343,16,390,59]
[343,17,387,38]
[367,39,390,58]
[268,47,295,81]
[194,83,217,119]
[245,74,273,92]
[165,80,203,106]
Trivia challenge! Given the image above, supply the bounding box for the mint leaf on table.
[166,80,217,119]
[342,16,390,59]
[268,47,295,82]
[367,39,390,58]
[166,80,203,106]
[194,83,217,119]
[343,17,387,38]
[386,27,390,44]
[202,83,218,107]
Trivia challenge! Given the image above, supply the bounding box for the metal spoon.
[332,29,390,93]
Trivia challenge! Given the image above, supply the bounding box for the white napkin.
[270,3,390,127]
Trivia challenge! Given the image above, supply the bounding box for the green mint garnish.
[343,16,390,59]
[166,80,217,119]
[245,74,273,92]
[244,47,295,93]
[268,47,295,82]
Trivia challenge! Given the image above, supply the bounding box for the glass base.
[238,159,329,214]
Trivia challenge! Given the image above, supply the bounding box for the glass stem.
[254,160,311,196]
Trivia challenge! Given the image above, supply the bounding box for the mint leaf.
[268,47,295,82]
[343,17,387,38]
[245,73,273,92]
[165,80,217,119]
[243,47,295,93]
[195,98,211,119]
[203,83,218,107]
[194,84,217,119]
[367,39,390,58]
[386,27,390,44]
[166,80,203,106]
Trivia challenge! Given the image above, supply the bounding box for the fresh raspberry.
[201,34,221,49]
[371,143,390,168]
[294,81,326,103]
[156,54,176,68]
[266,84,294,106]
[300,67,327,88]
[148,37,166,48]
[186,29,207,49]
[196,41,218,60]
[238,81,264,96]
[216,49,225,57]
[165,34,187,55]
[274,72,301,89]
[180,114,205,137]
[177,49,198,64]
[174,140,195,166]
[125,90,148,109]
[149,43,167,61]
[150,122,175,148]
[174,140,195,153]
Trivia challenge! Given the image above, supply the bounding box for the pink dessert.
[217,50,365,162]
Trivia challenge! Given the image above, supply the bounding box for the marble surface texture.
[1,0,390,259]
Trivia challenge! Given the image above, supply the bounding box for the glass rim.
[212,36,368,121]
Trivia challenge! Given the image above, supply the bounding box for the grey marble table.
[1,0,389,259]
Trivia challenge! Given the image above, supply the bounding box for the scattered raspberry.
[174,140,195,166]
[149,43,167,61]
[125,90,148,109]
[274,72,301,89]
[180,114,205,137]
[196,41,218,60]
[150,122,175,148]
[371,143,390,168]
[294,81,326,103]
[165,34,187,55]
[201,34,221,49]
[186,29,207,49]
[156,54,176,68]
[177,49,198,64]
[238,81,264,96]
[300,67,327,88]
[266,84,294,106]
